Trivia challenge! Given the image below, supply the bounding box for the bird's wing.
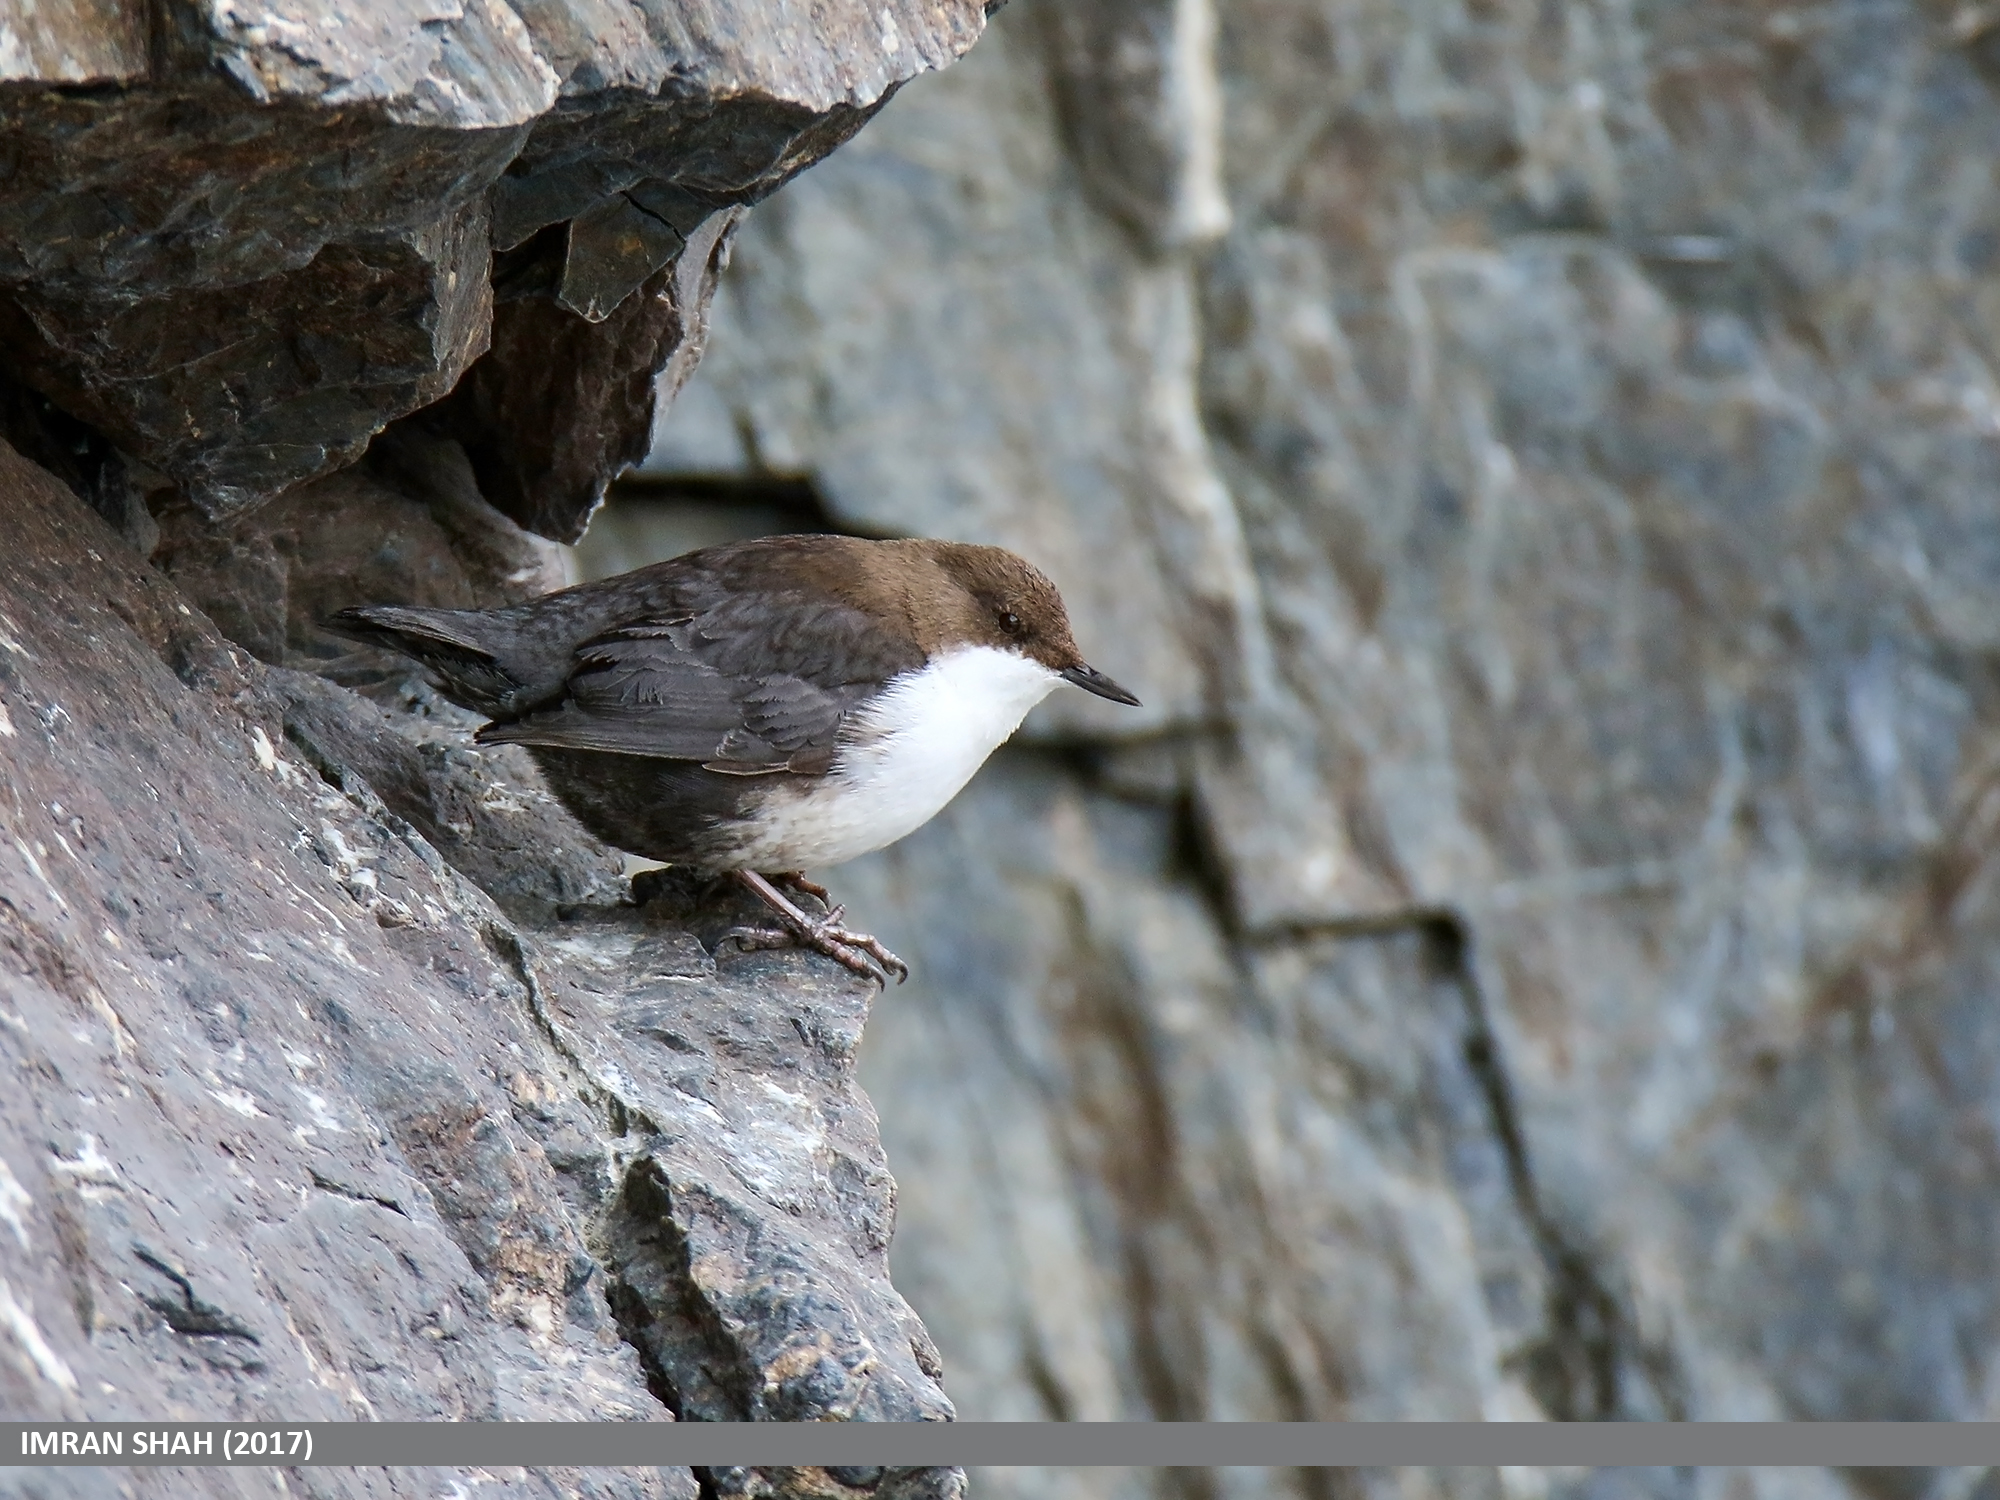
[474,600,917,775]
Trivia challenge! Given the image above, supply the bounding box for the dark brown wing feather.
[474,591,918,775]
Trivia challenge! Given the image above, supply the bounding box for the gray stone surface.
[11,0,2000,1488]
[632,0,2000,1488]
[0,0,984,525]
[0,439,958,1495]
[635,3,1240,745]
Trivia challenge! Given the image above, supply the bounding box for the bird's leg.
[725,869,909,986]
[771,870,832,905]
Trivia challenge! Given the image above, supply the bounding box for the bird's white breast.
[731,645,1059,870]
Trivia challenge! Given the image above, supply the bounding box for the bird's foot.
[723,914,908,985]
[771,870,832,904]
[731,869,909,986]
[721,925,794,953]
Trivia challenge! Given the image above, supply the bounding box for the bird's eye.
[997,609,1023,636]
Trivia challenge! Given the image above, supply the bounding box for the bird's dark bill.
[1060,663,1142,706]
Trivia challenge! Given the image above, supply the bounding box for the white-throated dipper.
[328,534,1140,983]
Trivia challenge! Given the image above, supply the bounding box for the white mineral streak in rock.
[0,1155,31,1249]
[0,22,32,81]
[0,1278,77,1392]
[1164,0,1229,246]
[48,1135,118,1187]
[207,1086,267,1119]
[10,836,68,913]
[0,0,145,83]
[203,0,557,125]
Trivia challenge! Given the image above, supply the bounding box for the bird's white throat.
[732,645,1059,870]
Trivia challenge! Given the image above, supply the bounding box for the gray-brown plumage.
[327,533,1139,982]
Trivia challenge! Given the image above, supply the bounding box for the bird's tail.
[322,604,524,717]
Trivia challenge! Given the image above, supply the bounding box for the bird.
[326,533,1141,983]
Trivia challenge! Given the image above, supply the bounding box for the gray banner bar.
[5,1422,1998,1468]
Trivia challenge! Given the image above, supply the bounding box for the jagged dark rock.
[0,0,985,528]
[429,207,745,542]
[0,441,959,1496]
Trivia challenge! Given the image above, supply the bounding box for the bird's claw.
[830,924,909,985]
[730,868,909,985]
[724,917,907,986]
[773,871,833,904]
[722,925,793,953]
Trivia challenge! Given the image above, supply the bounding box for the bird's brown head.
[909,541,1141,706]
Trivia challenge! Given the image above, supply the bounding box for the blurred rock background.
[606,0,2000,1492]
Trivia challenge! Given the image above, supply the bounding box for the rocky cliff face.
[9,0,2000,1495]
[0,0,981,535]
[635,0,2000,1494]
[0,2,985,1496]
[0,448,969,1499]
